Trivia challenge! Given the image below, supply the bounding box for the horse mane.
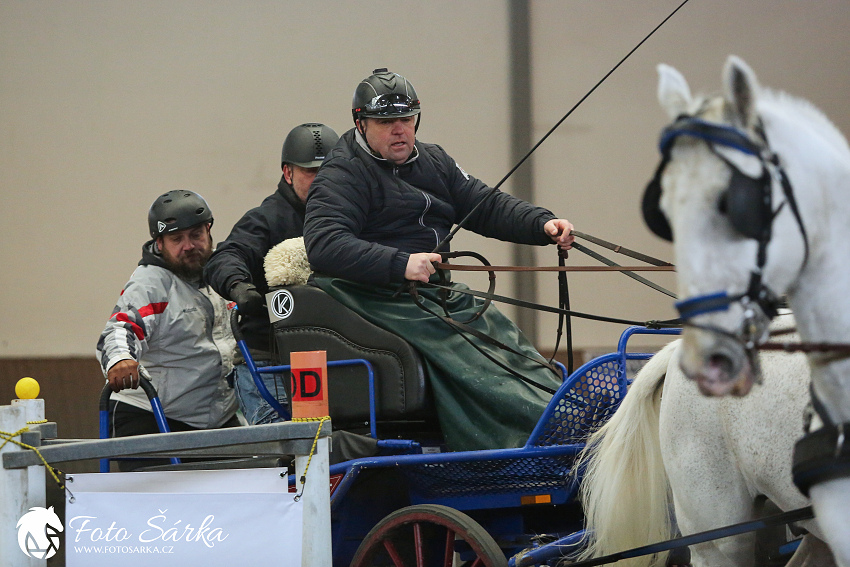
[759,88,850,156]
[686,87,850,160]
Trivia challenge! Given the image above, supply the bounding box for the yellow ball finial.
[15,377,40,400]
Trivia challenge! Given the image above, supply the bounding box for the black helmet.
[148,190,213,239]
[352,68,420,123]
[281,123,340,168]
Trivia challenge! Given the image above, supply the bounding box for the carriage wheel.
[349,504,507,567]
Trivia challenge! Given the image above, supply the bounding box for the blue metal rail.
[98,373,179,472]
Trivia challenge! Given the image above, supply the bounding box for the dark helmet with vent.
[281,123,340,169]
[352,68,421,124]
[148,190,213,239]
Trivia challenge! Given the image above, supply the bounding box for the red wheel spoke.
[442,527,455,567]
[413,522,424,567]
[383,538,406,567]
[351,505,506,567]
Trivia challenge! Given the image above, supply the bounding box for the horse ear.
[657,63,691,120]
[722,55,760,129]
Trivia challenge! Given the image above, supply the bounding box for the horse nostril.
[707,353,734,376]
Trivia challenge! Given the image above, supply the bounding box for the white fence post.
[12,399,46,511]
[0,403,38,567]
[297,435,331,567]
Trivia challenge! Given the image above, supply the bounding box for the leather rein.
[405,232,681,381]
[412,231,850,376]
[424,231,681,330]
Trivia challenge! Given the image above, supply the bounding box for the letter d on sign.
[290,351,329,419]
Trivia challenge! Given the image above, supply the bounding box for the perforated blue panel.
[403,455,576,500]
[396,355,625,500]
[533,356,625,447]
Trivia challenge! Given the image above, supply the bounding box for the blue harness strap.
[659,117,763,157]
[675,291,740,319]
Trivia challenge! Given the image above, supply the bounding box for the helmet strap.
[355,119,382,159]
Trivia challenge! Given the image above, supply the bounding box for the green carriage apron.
[313,275,562,452]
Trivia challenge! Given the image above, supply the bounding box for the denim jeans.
[234,361,289,425]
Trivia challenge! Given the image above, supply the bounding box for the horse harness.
[642,113,809,341]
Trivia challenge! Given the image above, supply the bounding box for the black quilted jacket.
[204,176,304,352]
[304,128,556,285]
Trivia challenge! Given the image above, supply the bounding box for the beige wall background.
[1,0,849,359]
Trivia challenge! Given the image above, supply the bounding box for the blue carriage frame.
[98,325,681,565]
[247,324,681,565]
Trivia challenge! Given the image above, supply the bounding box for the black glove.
[229,281,266,316]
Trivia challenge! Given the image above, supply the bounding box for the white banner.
[64,468,302,567]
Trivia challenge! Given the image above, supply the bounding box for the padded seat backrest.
[266,285,430,429]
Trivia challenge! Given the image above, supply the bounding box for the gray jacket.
[97,242,237,428]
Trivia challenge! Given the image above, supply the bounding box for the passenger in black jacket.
[303,70,576,451]
[205,123,339,424]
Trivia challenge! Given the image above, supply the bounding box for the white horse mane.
[760,89,850,154]
[684,86,850,159]
[575,331,825,567]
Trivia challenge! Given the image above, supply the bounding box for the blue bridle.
[656,115,809,346]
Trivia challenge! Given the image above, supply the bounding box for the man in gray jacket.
[97,190,239,468]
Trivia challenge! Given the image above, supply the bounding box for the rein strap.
[559,506,814,567]
[421,281,681,329]
[572,230,673,266]
[435,263,675,272]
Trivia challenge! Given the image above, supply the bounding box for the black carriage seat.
[265,284,440,439]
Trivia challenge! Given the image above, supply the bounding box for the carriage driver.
[97,190,239,470]
[303,68,576,452]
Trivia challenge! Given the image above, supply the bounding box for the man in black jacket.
[205,123,339,424]
[306,70,574,284]
[303,69,576,451]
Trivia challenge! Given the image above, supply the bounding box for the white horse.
[577,329,833,566]
[640,56,850,565]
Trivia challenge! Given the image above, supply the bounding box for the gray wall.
[2,1,849,358]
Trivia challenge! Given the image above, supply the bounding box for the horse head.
[643,56,815,396]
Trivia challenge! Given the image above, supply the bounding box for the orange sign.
[290,350,328,418]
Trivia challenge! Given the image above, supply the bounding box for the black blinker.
[724,167,772,240]
[645,115,778,244]
[641,156,673,242]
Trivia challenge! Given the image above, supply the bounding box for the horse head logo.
[16,506,63,559]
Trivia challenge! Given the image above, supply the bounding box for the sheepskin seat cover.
[264,236,311,286]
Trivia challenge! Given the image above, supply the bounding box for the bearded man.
[97,190,239,469]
